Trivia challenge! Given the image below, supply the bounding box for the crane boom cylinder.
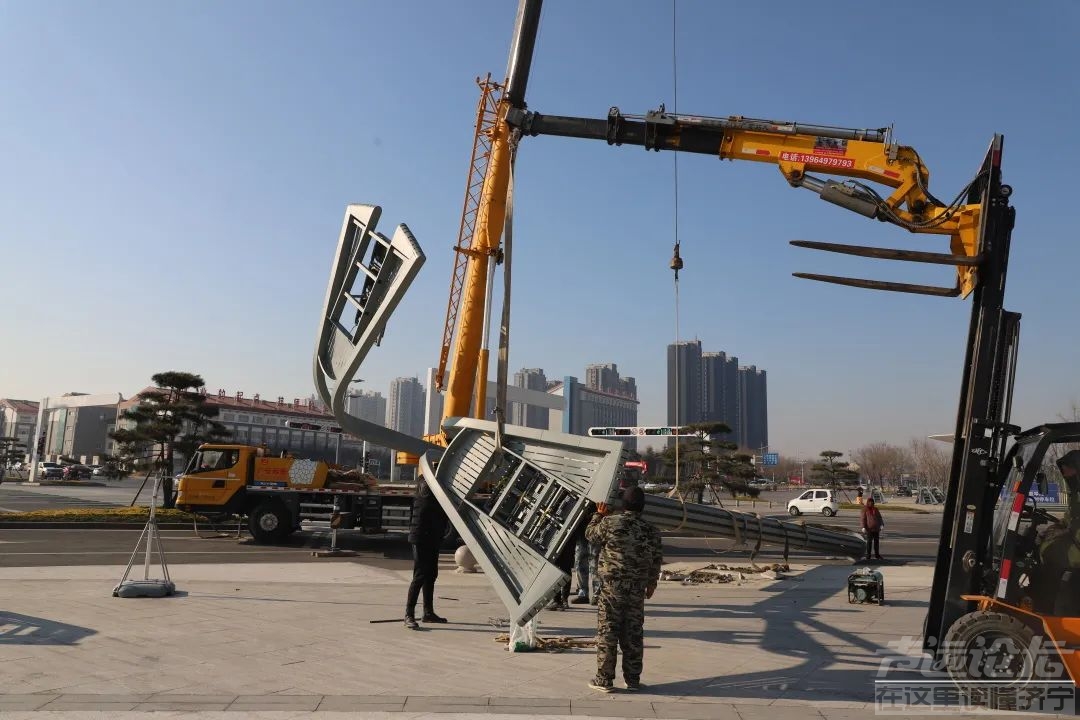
[818,180,880,218]
[648,112,888,143]
[504,0,543,107]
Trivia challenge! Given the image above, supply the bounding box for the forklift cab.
[943,423,1080,688]
[990,424,1080,616]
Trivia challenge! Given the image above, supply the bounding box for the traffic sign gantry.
[588,426,694,437]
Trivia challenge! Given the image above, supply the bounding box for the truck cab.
[176,444,254,514]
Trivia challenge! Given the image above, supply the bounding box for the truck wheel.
[943,611,1045,705]
[248,502,290,544]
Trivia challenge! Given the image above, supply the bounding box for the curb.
[11,480,109,487]
[0,521,198,530]
[27,480,109,487]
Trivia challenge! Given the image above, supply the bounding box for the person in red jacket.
[861,497,884,561]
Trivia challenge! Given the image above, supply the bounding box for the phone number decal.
[780,152,856,169]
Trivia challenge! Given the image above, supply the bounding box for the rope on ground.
[493,634,596,652]
[659,562,789,585]
[192,513,242,540]
[664,486,689,533]
[779,521,791,565]
[747,513,764,569]
[727,506,743,548]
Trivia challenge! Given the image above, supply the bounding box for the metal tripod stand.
[113,470,175,598]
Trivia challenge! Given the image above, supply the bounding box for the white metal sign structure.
[420,417,625,627]
[312,205,438,457]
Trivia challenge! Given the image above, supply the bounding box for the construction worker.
[548,538,575,611]
[1030,450,1080,614]
[1039,451,1080,569]
[585,486,663,693]
[404,480,449,630]
[571,504,595,604]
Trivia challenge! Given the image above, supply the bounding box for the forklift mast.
[924,138,1019,654]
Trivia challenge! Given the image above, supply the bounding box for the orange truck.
[175,443,415,542]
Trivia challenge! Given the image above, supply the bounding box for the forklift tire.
[788,506,801,516]
[248,502,290,544]
[943,611,1043,695]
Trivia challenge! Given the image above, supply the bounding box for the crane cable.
[493,132,520,454]
[660,0,686,524]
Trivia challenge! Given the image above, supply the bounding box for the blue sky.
[2,0,1078,459]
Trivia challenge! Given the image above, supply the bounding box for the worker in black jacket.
[405,479,449,630]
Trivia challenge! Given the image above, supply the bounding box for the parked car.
[38,462,63,479]
[63,464,92,480]
[787,488,839,517]
[92,462,120,478]
[749,478,777,492]
[895,486,913,497]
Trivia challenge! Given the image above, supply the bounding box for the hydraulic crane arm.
[506,106,985,297]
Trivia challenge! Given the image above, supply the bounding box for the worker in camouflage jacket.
[584,485,663,692]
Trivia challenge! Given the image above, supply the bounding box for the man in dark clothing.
[585,486,663,693]
[571,509,594,604]
[550,508,593,610]
[548,538,575,611]
[405,480,449,630]
[570,500,597,604]
[861,497,884,561]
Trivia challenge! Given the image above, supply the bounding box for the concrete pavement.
[0,558,1045,718]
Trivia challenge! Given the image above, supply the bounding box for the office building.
[347,390,387,427]
[585,363,637,398]
[38,393,120,463]
[424,368,444,436]
[553,376,639,446]
[666,342,769,450]
[702,351,740,441]
[511,368,549,429]
[738,365,769,450]
[387,377,426,439]
[667,340,703,431]
[0,399,39,451]
[587,367,635,399]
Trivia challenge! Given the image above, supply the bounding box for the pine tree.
[110,371,230,508]
[810,450,860,489]
[660,422,755,502]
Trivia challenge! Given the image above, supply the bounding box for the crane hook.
[670,242,684,280]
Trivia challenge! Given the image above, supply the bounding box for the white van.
[788,488,839,517]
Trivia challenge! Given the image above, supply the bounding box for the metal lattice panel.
[420,418,624,627]
[313,204,437,456]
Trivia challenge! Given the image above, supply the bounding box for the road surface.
[0,477,156,512]
[0,513,940,568]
